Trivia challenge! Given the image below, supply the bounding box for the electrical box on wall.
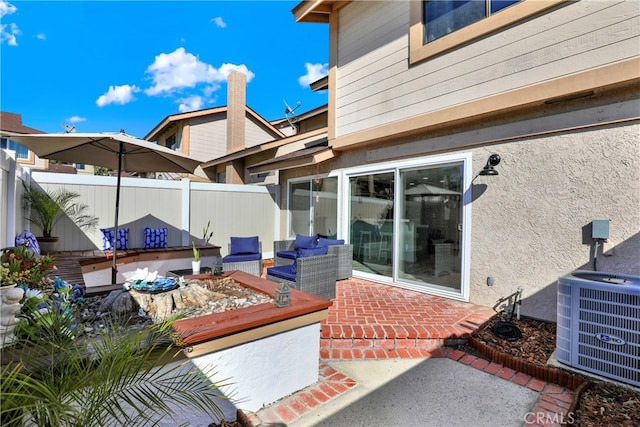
[592,219,610,240]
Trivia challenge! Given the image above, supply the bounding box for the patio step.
[319,279,495,360]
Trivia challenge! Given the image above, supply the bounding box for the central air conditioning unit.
[557,271,640,387]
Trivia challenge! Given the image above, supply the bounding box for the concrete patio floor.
[248,279,576,427]
[51,259,576,426]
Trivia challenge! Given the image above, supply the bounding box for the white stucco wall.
[469,122,640,321]
[190,323,321,413]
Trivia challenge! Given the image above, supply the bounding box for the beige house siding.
[190,115,227,161]
[335,0,639,138]
[245,115,279,149]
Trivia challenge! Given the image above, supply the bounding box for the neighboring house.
[145,72,287,184]
[0,112,46,169]
[283,0,640,321]
[202,103,330,187]
[0,111,94,175]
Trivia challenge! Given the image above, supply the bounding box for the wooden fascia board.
[145,107,227,141]
[246,107,286,138]
[200,127,328,168]
[332,59,640,151]
[293,0,330,22]
[248,149,334,174]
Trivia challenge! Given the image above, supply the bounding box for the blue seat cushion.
[223,253,261,263]
[144,227,168,249]
[276,250,297,260]
[297,246,328,258]
[267,265,296,281]
[100,228,129,250]
[317,237,345,247]
[230,236,259,255]
[294,234,317,249]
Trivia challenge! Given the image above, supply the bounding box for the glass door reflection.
[398,164,463,292]
[349,172,394,278]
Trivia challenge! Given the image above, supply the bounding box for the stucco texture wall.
[469,122,639,321]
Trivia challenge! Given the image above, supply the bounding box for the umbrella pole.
[111,141,124,284]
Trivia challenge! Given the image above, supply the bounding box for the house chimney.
[226,71,246,154]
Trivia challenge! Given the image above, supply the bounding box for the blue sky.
[0,1,329,138]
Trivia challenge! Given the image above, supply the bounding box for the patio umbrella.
[404,183,460,196]
[1,131,203,284]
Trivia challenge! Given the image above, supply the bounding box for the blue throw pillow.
[144,227,168,248]
[294,234,317,249]
[317,237,345,247]
[101,228,129,250]
[296,246,328,258]
[230,236,259,255]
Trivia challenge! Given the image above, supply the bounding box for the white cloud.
[0,1,19,46]
[96,84,141,107]
[36,33,46,40]
[66,116,86,123]
[203,83,221,98]
[1,22,20,46]
[211,16,226,28]
[0,1,17,19]
[144,47,254,96]
[177,95,204,113]
[298,62,329,88]
[218,63,254,82]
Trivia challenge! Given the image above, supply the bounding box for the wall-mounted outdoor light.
[479,154,501,176]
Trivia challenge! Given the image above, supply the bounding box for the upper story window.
[409,0,565,64]
[424,0,521,43]
[1,137,29,160]
[166,134,177,150]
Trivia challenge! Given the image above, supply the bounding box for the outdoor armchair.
[222,236,263,276]
[274,235,353,280]
[266,248,338,300]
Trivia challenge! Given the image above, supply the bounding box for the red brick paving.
[250,279,574,427]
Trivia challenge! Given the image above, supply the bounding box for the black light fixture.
[479,154,501,176]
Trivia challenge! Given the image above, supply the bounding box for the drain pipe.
[515,287,523,320]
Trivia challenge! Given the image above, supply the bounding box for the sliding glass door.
[288,176,338,238]
[347,155,469,298]
[398,164,463,293]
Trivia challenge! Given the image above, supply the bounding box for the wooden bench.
[79,245,221,288]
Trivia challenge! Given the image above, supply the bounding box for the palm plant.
[22,183,99,238]
[1,302,233,426]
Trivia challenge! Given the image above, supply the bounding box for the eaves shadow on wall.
[516,231,640,322]
[106,214,201,250]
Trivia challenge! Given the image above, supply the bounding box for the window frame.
[1,137,34,162]
[409,0,566,64]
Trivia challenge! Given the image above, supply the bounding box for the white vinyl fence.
[1,152,279,258]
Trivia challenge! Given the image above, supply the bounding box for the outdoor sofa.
[266,246,337,300]
[273,235,353,281]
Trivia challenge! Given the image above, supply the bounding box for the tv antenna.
[62,123,76,133]
[283,99,301,131]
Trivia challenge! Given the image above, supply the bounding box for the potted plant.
[1,246,55,347]
[192,241,201,274]
[22,183,99,253]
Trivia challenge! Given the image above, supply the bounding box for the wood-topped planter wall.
[79,245,221,287]
[173,270,333,413]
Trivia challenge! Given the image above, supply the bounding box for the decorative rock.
[98,290,135,317]
[84,277,274,329]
